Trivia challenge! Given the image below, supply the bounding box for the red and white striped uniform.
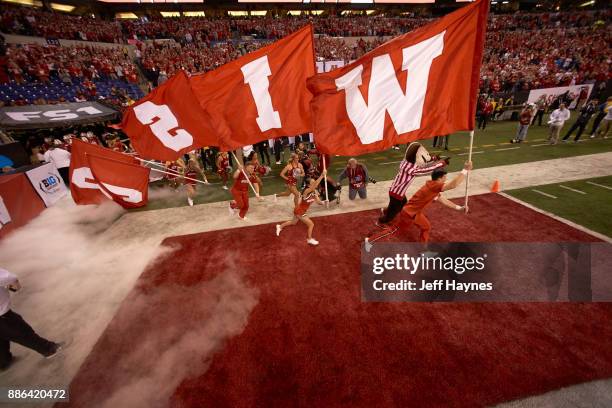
[388,160,446,199]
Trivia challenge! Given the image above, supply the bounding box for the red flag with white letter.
[69,139,137,205]
[190,24,315,151]
[121,70,215,161]
[87,154,150,209]
[307,0,488,155]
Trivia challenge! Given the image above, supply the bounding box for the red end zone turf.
[65,193,612,408]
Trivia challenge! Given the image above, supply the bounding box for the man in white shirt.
[43,141,71,186]
[0,268,62,370]
[547,103,571,145]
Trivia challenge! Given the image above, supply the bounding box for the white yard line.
[458,151,484,156]
[499,193,612,243]
[378,161,402,165]
[559,185,587,194]
[531,189,558,199]
[586,181,612,190]
[495,147,521,152]
[531,143,550,147]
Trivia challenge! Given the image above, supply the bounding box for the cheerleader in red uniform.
[229,163,258,220]
[183,159,205,206]
[276,170,327,246]
[247,151,269,199]
[277,153,304,206]
[165,159,184,190]
[216,151,231,190]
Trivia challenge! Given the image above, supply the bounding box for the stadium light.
[1,0,42,7]
[160,11,181,17]
[116,12,138,19]
[183,11,205,17]
[50,2,74,12]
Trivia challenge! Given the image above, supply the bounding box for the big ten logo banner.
[25,162,68,207]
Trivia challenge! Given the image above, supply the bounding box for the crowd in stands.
[0,6,610,105]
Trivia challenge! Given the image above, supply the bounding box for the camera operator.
[338,158,370,200]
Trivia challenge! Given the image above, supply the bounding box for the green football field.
[505,176,612,238]
[140,111,612,214]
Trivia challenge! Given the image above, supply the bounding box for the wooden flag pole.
[230,151,259,197]
[322,154,329,207]
[135,158,209,185]
[463,130,474,213]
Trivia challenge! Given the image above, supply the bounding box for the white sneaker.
[240,216,249,221]
[187,197,194,206]
[307,238,319,246]
[229,203,236,215]
[590,134,595,139]
[222,185,228,190]
[275,161,281,165]
[276,224,282,236]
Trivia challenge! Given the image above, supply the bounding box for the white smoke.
[0,197,258,408]
[97,264,258,408]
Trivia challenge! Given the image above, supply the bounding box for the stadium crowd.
[0,6,610,105]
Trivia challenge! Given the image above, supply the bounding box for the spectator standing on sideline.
[562,99,598,143]
[477,97,493,130]
[432,134,450,150]
[511,105,534,144]
[547,103,570,145]
[273,138,283,165]
[0,267,63,370]
[254,140,271,166]
[532,97,547,126]
[338,158,369,200]
[43,140,71,186]
[590,97,612,138]
[594,99,611,139]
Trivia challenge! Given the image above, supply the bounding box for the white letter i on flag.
[242,56,282,132]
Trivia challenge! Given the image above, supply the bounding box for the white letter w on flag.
[335,31,445,144]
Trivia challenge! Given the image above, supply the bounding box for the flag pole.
[463,130,474,213]
[322,154,329,207]
[135,158,209,186]
[230,151,259,197]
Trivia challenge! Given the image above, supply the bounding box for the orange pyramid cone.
[491,180,500,193]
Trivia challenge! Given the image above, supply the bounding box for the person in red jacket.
[229,163,258,220]
[367,161,472,244]
[511,105,535,143]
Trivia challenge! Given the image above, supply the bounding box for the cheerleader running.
[277,153,304,206]
[184,159,204,206]
[216,151,231,190]
[275,170,327,246]
[165,159,184,190]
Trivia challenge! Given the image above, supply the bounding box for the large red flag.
[307,0,488,155]
[121,70,216,161]
[190,25,315,151]
[87,154,150,209]
[69,139,136,205]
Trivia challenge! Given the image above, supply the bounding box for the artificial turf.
[139,112,612,212]
[505,175,612,238]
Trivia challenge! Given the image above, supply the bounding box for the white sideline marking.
[531,143,550,147]
[379,161,402,165]
[458,151,484,156]
[499,192,612,243]
[559,185,587,194]
[495,147,521,152]
[586,181,612,190]
[531,189,557,199]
